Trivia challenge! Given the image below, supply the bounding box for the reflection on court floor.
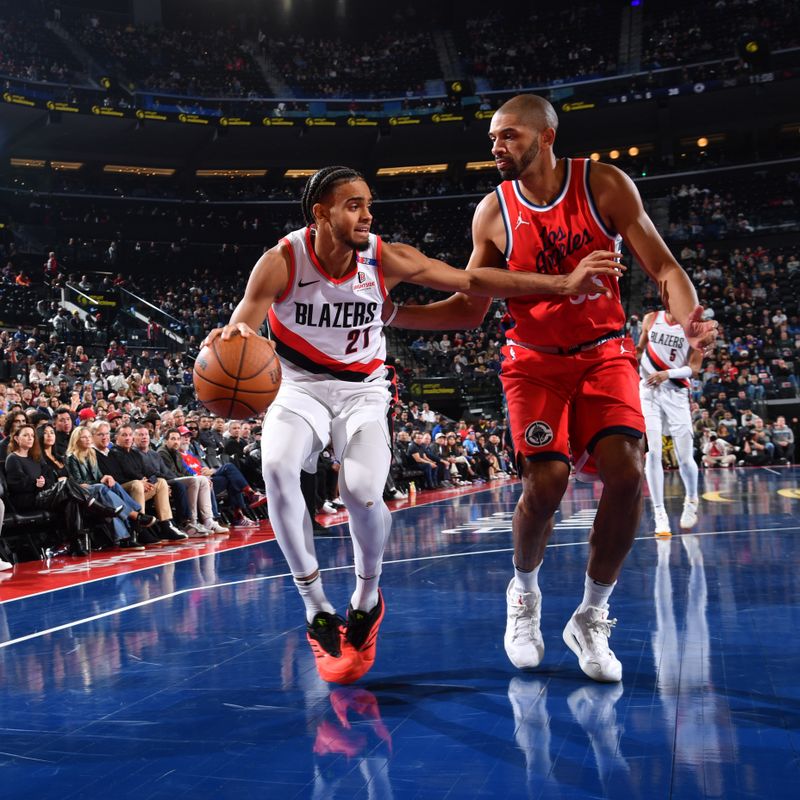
[1,467,798,799]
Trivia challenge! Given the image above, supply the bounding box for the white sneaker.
[563,605,622,683]
[184,523,210,538]
[0,558,13,571]
[390,488,408,500]
[504,579,545,669]
[321,501,338,514]
[654,507,671,536]
[679,498,699,530]
[204,520,230,534]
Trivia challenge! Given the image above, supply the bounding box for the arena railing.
[2,48,797,127]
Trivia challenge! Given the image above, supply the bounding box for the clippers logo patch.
[524,420,554,448]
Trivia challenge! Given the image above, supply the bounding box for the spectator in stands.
[183,421,261,527]
[106,423,187,542]
[0,411,28,463]
[771,416,795,464]
[66,425,154,547]
[408,430,438,489]
[5,423,97,557]
[158,427,228,535]
[131,423,193,529]
[52,406,73,459]
[224,420,262,488]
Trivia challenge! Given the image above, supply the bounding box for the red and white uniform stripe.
[640,310,691,389]
[268,226,388,383]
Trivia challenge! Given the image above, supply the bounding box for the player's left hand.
[646,371,669,386]
[683,305,718,355]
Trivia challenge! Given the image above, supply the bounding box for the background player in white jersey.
[637,309,703,535]
[203,166,623,684]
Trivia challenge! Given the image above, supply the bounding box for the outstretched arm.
[593,163,717,352]
[385,193,626,331]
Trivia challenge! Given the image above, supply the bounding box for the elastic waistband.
[507,328,626,356]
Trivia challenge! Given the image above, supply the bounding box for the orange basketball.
[193,334,281,420]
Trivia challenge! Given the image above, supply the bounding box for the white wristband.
[667,366,692,380]
[384,303,400,327]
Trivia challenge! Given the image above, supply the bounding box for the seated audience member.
[771,416,795,464]
[66,425,156,547]
[106,424,187,542]
[131,423,193,532]
[5,424,116,557]
[158,427,228,535]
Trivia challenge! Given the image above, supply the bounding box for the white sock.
[514,560,542,594]
[294,573,335,623]
[579,572,616,611]
[350,571,381,613]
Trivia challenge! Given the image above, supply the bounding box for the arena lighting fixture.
[465,160,497,171]
[10,158,46,168]
[589,152,601,161]
[103,165,175,176]
[628,146,640,157]
[697,137,709,148]
[195,169,267,177]
[50,161,83,170]
[284,169,317,178]
[609,150,620,160]
[375,164,448,177]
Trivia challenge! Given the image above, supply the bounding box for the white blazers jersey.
[267,226,388,382]
[640,310,691,389]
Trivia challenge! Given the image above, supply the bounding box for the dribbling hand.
[201,322,257,350]
[562,251,627,298]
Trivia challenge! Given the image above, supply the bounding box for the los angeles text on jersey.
[294,301,378,328]
[649,330,685,348]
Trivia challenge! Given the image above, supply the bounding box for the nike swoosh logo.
[298,279,320,287]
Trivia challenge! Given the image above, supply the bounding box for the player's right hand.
[201,322,257,349]
[562,251,626,297]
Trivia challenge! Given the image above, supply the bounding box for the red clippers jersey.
[496,158,625,350]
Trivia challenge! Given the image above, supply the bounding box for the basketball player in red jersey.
[388,95,717,682]
[202,166,622,685]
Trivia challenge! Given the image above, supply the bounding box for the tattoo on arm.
[658,280,670,313]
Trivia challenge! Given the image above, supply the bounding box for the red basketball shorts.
[500,336,645,480]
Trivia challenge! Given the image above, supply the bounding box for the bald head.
[496,94,558,133]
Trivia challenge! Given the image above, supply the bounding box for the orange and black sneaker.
[335,590,386,683]
[306,611,350,683]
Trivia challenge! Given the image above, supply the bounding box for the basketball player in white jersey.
[637,309,703,535]
[202,166,624,684]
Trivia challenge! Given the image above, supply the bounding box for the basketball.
[193,334,281,420]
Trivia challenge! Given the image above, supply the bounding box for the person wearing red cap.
[78,407,96,423]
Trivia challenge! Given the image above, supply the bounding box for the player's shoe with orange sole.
[333,590,386,684]
[306,611,355,683]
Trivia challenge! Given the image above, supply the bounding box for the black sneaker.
[159,522,189,541]
[137,527,161,545]
[118,537,146,550]
[345,591,385,651]
[307,611,345,658]
[134,513,157,529]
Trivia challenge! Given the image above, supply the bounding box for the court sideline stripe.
[0,524,796,652]
[0,482,515,607]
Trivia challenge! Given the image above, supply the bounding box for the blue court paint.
[1,467,798,799]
